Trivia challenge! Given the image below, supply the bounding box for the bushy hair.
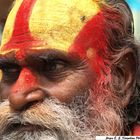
[97,0,140,129]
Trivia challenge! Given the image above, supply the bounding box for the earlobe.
[112,48,137,107]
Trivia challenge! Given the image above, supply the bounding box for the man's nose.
[9,68,45,110]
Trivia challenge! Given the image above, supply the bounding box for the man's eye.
[0,66,21,84]
[1,66,21,74]
[3,68,19,73]
[45,60,66,72]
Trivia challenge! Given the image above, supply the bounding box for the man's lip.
[5,123,46,133]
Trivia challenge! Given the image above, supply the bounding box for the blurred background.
[0,0,13,43]
[127,0,140,41]
[0,0,140,43]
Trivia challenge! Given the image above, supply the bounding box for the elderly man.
[0,0,139,139]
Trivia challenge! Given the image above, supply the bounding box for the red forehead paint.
[12,68,37,94]
[15,49,26,61]
[2,0,43,58]
[69,12,110,76]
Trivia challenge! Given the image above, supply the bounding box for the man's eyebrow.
[26,49,73,62]
[0,59,19,69]
[0,53,19,67]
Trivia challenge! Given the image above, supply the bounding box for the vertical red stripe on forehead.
[13,0,36,36]
[2,0,43,51]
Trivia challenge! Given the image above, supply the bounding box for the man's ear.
[112,48,137,108]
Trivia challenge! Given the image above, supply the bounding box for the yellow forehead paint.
[0,0,100,54]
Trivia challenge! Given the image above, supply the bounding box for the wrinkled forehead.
[0,0,100,56]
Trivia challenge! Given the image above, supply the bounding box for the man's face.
[0,0,130,139]
[0,49,91,105]
[0,48,124,140]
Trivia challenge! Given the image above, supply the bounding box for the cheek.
[45,72,92,103]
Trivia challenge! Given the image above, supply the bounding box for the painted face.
[0,0,105,109]
[0,0,108,103]
[0,0,116,139]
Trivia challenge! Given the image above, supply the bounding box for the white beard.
[0,91,124,140]
[2,131,59,140]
